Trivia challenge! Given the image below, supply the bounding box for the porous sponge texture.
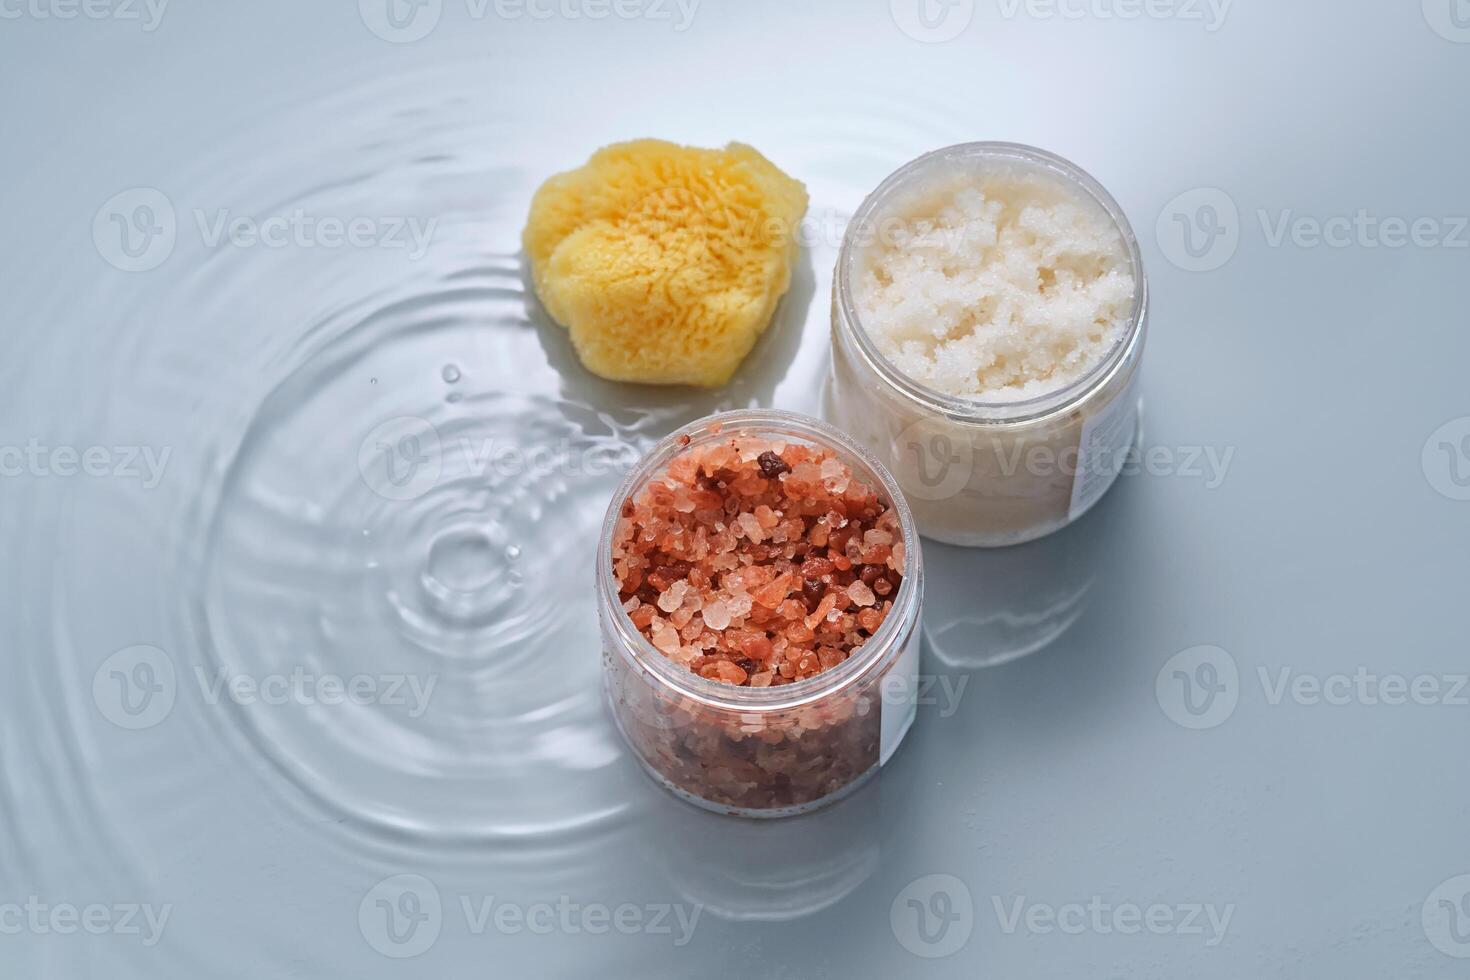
[524,140,809,387]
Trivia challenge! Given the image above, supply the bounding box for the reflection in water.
[0,51,984,977]
[922,494,1140,671]
[644,777,883,922]
[920,414,1143,670]
[922,528,1096,670]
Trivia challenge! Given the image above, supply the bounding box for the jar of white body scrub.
[830,142,1147,547]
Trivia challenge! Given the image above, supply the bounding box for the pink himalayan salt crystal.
[820,457,849,493]
[863,528,893,548]
[702,599,732,631]
[612,428,906,687]
[651,621,680,654]
[736,511,766,543]
[657,580,689,612]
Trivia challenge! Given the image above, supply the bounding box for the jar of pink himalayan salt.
[598,409,925,818]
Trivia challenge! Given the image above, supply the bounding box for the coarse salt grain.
[612,431,904,686]
[854,170,1134,401]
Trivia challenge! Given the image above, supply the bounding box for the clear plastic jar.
[829,142,1148,547]
[598,410,924,818]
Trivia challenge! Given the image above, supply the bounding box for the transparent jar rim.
[834,141,1149,426]
[597,409,924,714]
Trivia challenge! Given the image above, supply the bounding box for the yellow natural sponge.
[523,140,809,387]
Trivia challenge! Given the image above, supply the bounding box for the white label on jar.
[1068,375,1141,522]
[879,625,922,766]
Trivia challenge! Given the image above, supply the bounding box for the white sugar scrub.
[855,168,1135,400]
[829,143,1148,547]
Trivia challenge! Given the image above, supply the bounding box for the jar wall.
[602,610,920,817]
[828,142,1148,548]
[828,304,1145,547]
[597,410,925,818]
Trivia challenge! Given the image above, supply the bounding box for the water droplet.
[369,377,378,385]
[508,571,524,588]
[442,364,461,384]
[505,544,521,561]
[445,392,463,404]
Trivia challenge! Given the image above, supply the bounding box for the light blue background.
[2,1,1468,977]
